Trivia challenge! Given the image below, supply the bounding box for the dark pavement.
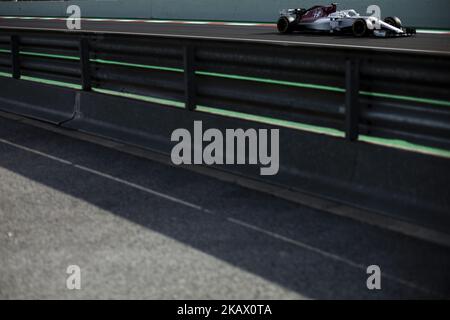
[1,115,450,299]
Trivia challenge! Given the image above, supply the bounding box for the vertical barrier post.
[11,35,20,79]
[184,45,196,111]
[345,59,360,141]
[79,37,91,91]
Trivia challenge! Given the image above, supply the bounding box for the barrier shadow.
[1,116,449,299]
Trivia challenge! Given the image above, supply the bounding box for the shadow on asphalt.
[1,117,449,299]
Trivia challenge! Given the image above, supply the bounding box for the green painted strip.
[0,70,81,89]
[2,48,448,107]
[10,74,81,89]
[1,49,79,61]
[359,135,450,158]
[89,57,346,95]
[198,72,450,107]
[92,88,185,108]
[360,91,450,107]
[92,59,183,73]
[0,71,11,78]
[198,71,450,107]
[416,29,450,33]
[20,51,80,61]
[93,87,344,137]
[196,71,346,93]
[196,105,345,137]
[0,70,448,157]
[20,76,82,89]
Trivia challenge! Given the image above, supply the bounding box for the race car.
[277,3,416,37]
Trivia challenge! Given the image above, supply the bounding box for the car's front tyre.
[384,16,403,29]
[277,17,294,34]
[352,19,368,37]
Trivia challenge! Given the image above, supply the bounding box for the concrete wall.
[0,0,449,29]
[0,1,151,19]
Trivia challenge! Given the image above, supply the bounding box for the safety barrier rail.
[0,29,449,149]
[0,28,450,233]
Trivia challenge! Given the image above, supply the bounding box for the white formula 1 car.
[277,3,416,37]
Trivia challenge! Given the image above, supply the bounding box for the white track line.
[0,25,447,55]
[228,217,440,296]
[0,16,448,34]
[0,138,208,212]
[0,136,442,297]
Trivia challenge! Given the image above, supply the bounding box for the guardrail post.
[79,38,91,91]
[345,59,360,141]
[11,35,20,79]
[184,45,196,111]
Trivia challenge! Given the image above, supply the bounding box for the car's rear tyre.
[384,16,403,28]
[405,27,416,35]
[277,17,294,34]
[352,19,368,37]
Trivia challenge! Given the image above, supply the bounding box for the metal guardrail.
[0,28,450,233]
[0,29,449,150]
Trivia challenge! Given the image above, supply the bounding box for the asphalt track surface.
[1,114,450,299]
[0,17,450,54]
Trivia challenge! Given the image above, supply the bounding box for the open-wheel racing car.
[277,3,416,37]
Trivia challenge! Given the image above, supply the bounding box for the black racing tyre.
[384,16,403,28]
[352,19,368,37]
[405,27,417,35]
[277,17,294,34]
